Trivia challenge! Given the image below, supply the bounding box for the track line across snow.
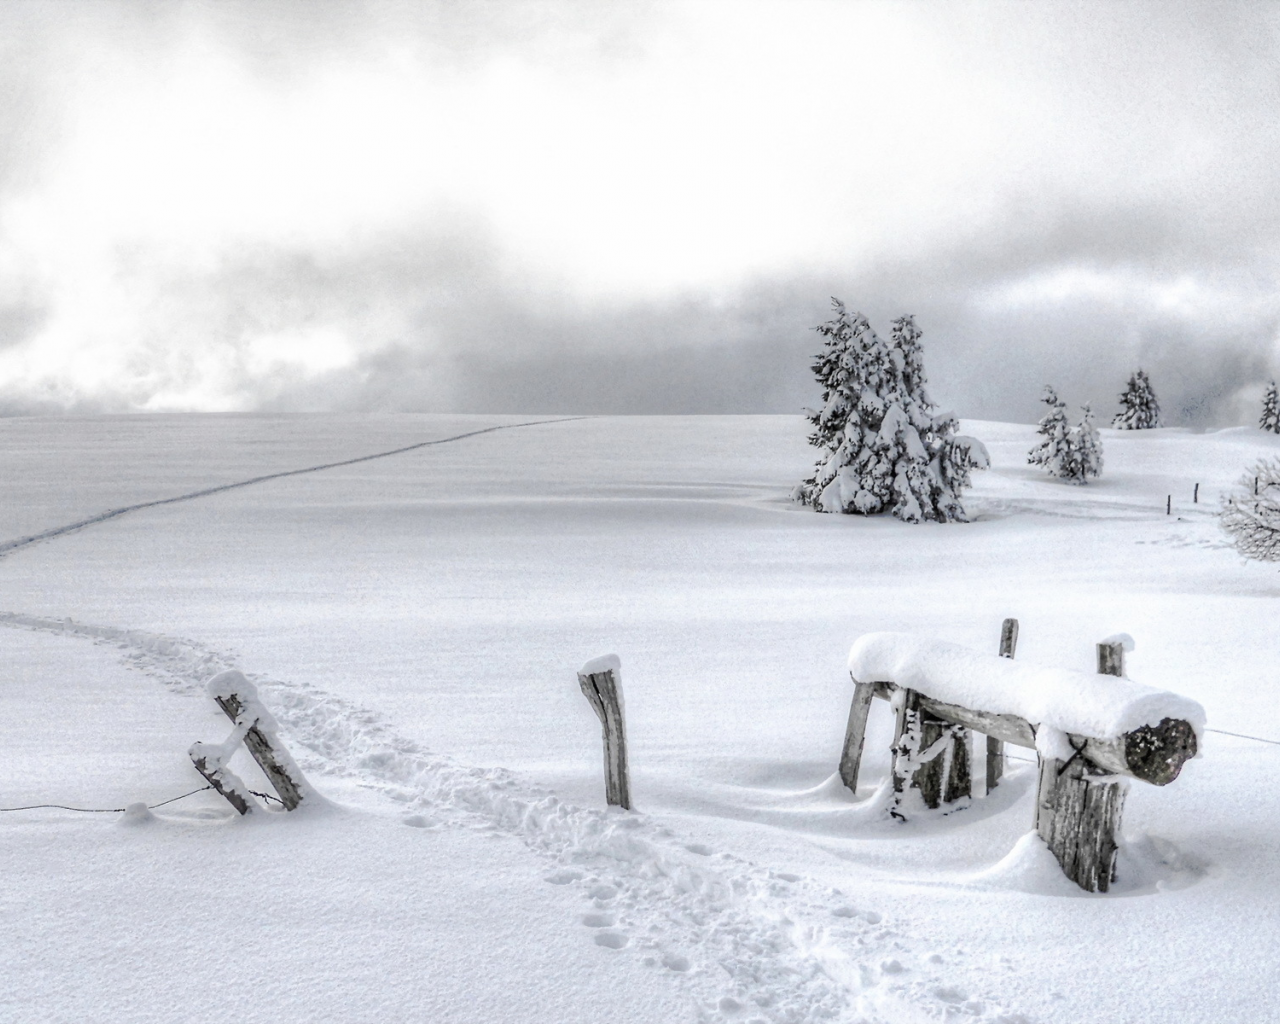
[0,416,586,559]
[0,611,1032,1024]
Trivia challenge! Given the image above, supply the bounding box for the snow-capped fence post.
[577,655,631,810]
[189,670,310,815]
[986,618,1020,793]
[1033,636,1133,893]
[847,630,1202,892]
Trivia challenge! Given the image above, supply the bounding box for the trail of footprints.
[2,612,1033,1024]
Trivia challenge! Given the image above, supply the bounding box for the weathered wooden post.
[1033,638,1131,893]
[189,670,310,815]
[577,655,631,810]
[986,617,1019,793]
[838,677,876,793]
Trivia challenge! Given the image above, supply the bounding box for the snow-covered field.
[3,413,1279,1024]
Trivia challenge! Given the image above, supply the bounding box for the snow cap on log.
[579,653,622,677]
[848,632,1204,742]
[207,669,258,702]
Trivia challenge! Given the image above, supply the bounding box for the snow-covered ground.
[2,413,1279,1024]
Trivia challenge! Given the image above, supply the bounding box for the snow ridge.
[0,612,1031,1024]
[0,417,584,560]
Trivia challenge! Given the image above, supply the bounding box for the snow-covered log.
[577,655,631,810]
[843,629,1202,892]
[847,632,1203,784]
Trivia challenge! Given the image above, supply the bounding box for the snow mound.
[849,632,1205,741]
[117,802,156,827]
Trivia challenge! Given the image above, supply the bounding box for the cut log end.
[1124,718,1198,786]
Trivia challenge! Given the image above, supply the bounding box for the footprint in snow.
[581,912,615,928]
[544,869,583,885]
[594,931,629,949]
[684,843,713,856]
[660,952,690,972]
[587,884,617,901]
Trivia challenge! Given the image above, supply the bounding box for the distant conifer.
[1112,370,1162,429]
[1029,386,1103,484]
[1260,381,1280,434]
[796,303,988,522]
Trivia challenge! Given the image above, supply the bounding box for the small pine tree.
[1028,387,1103,484]
[1071,403,1104,482]
[1221,458,1280,560]
[1112,370,1162,429]
[1028,386,1072,475]
[795,303,988,522]
[1260,381,1280,434]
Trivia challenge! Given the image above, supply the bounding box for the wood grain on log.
[577,667,631,810]
[864,681,1195,785]
[189,751,254,816]
[1035,756,1126,892]
[214,693,305,811]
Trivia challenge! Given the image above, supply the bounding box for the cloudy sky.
[0,0,1276,423]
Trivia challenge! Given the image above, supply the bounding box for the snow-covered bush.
[1112,370,1162,429]
[1220,458,1280,561]
[794,302,988,523]
[1260,381,1280,434]
[1028,386,1103,484]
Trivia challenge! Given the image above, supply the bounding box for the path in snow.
[0,612,1031,1024]
[0,416,584,559]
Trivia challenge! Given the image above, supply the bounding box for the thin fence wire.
[0,784,212,814]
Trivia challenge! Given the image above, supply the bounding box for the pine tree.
[1112,370,1162,429]
[1028,386,1072,475]
[796,303,988,522]
[1071,403,1104,482]
[1260,381,1280,434]
[1029,387,1103,484]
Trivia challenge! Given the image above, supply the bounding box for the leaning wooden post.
[190,669,310,814]
[838,678,876,793]
[1033,638,1131,893]
[577,655,631,810]
[986,618,1019,792]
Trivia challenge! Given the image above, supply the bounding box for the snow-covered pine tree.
[1028,386,1072,476]
[1071,403,1104,482]
[1112,369,1162,429]
[795,304,988,522]
[1028,388,1103,484]
[1260,381,1280,434]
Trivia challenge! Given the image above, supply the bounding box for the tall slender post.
[986,617,1019,792]
[839,680,876,794]
[577,656,631,810]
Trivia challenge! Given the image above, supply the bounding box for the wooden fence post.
[1033,639,1130,892]
[986,617,1019,792]
[838,680,876,793]
[889,688,969,814]
[190,670,309,815]
[212,690,304,811]
[577,656,631,810]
